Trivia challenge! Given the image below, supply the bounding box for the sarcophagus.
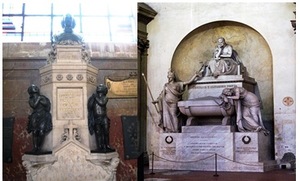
[178,96,235,126]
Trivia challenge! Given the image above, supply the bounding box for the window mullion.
[21,3,25,41]
[50,3,53,43]
[79,3,82,33]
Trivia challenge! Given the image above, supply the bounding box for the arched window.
[2,2,137,42]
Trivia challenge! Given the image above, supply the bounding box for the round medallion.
[242,136,251,144]
[56,74,63,81]
[165,136,173,144]
[76,74,83,81]
[66,74,73,81]
[282,96,294,106]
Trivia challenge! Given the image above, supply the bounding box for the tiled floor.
[144,168,296,181]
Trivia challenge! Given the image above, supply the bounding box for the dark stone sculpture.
[53,13,83,44]
[220,86,269,135]
[88,84,115,153]
[27,84,52,154]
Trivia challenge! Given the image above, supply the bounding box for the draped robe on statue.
[157,82,184,133]
[232,87,267,132]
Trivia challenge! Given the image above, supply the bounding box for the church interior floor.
[144,167,296,181]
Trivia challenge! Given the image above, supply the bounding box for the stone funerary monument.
[152,37,275,172]
[22,14,119,181]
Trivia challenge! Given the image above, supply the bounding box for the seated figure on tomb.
[220,86,269,135]
[204,37,245,77]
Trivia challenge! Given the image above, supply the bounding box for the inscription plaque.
[159,132,233,161]
[57,88,83,120]
[105,77,137,98]
[57,49,81,63]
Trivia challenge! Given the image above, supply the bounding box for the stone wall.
[3,42,138,181]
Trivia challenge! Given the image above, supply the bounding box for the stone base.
[153,160,277,172]
[22,140,119,181]
[151,126,276,172]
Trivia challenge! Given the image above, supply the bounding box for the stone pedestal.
[152,126,276,172]
[22,134,119,181]
[39,44,99,151]
[22,44,119,180]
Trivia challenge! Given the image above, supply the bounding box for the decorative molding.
[87,75,96,84]
[66,74,73,81]
[56,74,63,81]
[76,74,84,81]
[42,75,52,84]
[138,38,149,53]
[22,140,119,181]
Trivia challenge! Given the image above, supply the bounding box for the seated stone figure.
[205,37,244,77]
[220,86,269,135]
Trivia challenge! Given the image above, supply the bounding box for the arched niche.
[171,20,273,121]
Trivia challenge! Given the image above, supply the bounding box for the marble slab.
[182,125,235,133]
[235,132,272,162]
[187,75,256,99]
[152,126,275,172]
[56,45,82,63]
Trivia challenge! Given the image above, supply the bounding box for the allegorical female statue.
[27,84,52,154]
[88,84,115,153]
[152,69,201,133]
[220,86,269,135]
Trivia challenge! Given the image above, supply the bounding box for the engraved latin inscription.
[57,88,83,120]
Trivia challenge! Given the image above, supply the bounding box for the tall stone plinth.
[152,126,276,172]
[22,44,120,180]
[39,45,98,151]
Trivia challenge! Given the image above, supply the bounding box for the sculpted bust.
[53,13,83,44]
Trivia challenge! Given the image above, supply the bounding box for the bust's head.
[96,84,108,95]
[28,84,40,94]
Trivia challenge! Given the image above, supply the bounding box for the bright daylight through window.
[2,2,137,43]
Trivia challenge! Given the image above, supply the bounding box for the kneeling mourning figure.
[220,86,269,135]
[27,84,52,154]
[88,84,115,153]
